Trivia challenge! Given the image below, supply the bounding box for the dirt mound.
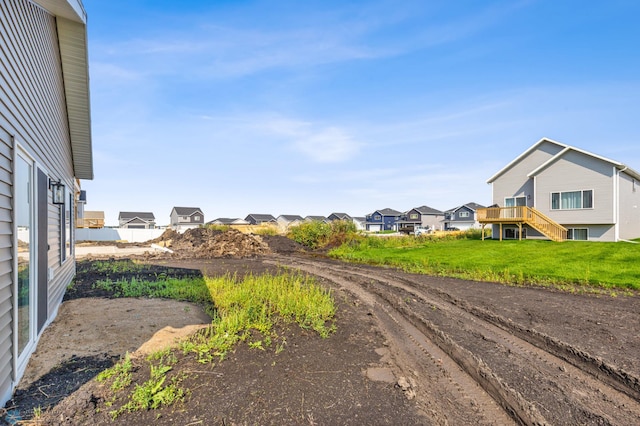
[148,228,271,258]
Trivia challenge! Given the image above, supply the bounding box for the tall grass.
[330,236,640,290]
[183,272,335,362]
[288,219,358,248]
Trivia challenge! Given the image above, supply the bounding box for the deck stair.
[477,206,567,242]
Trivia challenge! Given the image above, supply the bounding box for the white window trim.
[550,189,594,210]
[567,227,589,241]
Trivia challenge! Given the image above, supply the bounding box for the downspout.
[614,166,625,241]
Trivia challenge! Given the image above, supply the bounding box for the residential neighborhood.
[75,138,640,244]
[3,0,640,422]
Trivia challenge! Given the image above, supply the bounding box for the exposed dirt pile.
[148,228,275,258]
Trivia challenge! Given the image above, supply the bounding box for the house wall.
[422,214,444,230]
[534,151,615,227]
[617,172,640,240]
[492,141,564,206]
[0,0,79,405]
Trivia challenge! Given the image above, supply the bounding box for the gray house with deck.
[479,138,640,241]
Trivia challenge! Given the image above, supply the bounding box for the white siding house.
[0,0,92,407]
[483,138,640,242]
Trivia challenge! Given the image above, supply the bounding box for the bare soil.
[2,229,640,425]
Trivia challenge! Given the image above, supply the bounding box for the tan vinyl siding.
[492,141,564,206]
[534,151,614,225]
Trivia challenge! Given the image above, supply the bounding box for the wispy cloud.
[89,1,529,81]
[259,116,362,162]
[292,127,362,163]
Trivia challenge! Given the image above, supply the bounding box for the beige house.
[77,211,105,229]
[0,0,92,406]
[479,138,640,242]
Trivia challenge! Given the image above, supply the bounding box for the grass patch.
[330,236,640,291]
[91,269,336,417]
[182,272,336,363]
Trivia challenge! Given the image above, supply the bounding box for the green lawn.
[329,236,640,291]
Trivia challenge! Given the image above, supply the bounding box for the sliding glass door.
[16,149,35,366]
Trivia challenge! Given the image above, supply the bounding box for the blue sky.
[81,0,640,226]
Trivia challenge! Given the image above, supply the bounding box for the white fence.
[76,228,165,243]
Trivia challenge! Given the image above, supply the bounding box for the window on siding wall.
[409,213,418,219]
[459,211,470,218]
[567,228,588,240]
[551,190,593,210]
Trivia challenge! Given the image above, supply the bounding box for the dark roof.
[118,211,155,220]
[328,213,352,220]
[377,208,403,216]
[445,202,485,213]
[305,215,327,221]
[172,207,203,216]
[278,215,304,222]
[412,205,444,215]
[245,214,276,222]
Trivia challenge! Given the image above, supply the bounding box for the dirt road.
[269,255,640,425]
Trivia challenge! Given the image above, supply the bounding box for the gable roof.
[245,214,276,222]
[411,205,444,215]
[488,137,640,183]
[376,208,403,216]
[305,215,327,222]
[172,207,203,216]
[328,213,351,220]
[278,215,304,222]
[118,211,155,220]
[446,202,485,213]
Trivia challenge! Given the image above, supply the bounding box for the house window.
[567,228,588,241]
[374,215,381,220]
[409,213,418,220]
[505,196,526,207]
[551,190,593,210]
[459,211,470,218]
[194,216,200,221]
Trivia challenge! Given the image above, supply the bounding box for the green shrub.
[288,220,358,249]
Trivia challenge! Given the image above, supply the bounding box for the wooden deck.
[477,206,567,241]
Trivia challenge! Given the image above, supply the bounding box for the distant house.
[0,0,93,407]
[305,215,328,222]
[78,211,105,229]
[444,203,485,230]
[479,138,640,241]
[397,205,444,233]
[170,207,204,231]
[118,212,156,229]
[352,217,366,231]
[365,208,403,232]
[327,213,352,221]
[277,215,304,229]
[207,218,249,226]
[244,214,277,225]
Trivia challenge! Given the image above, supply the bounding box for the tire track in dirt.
[269,256,640,425]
